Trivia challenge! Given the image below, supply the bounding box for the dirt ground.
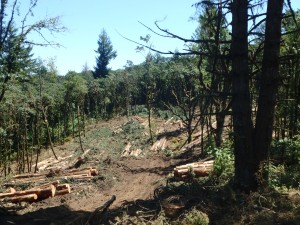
[0,115,299,225]
[0,116,190,225]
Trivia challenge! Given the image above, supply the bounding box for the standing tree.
[0,0,65,103]
[93,29,117,79]
[138,0,286,191]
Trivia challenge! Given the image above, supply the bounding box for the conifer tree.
[93,29,117,79]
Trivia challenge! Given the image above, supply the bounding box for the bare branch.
[286,0,300,31]
[154,21,231,44]
[21,0,38,30]
[21,16,66,47]
[0,0,18,48]
[116,30,197,56]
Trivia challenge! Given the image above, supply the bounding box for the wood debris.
[0,182,71,204]
[151,137,167,152]
[8,166,98,185]
[174,160,214,180]
[0,149,98,204]
[121,142,142,157]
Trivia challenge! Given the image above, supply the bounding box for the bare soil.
[0,115,299,225]
[0,116,187,224]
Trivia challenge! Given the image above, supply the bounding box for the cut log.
[12,173,45,179]
[67,149,91,169]
[54,184,71,196]
[90,169,98,176]
[151,137,167,152]
[28,180,60,191]
[56,183,71,191]
[36,154,73,171]
[0,188,16,197]
[174,160,214,180]
[65,169,91,176]
[57,174,93,180]
[8,187,16,194]
[0,184,55,200]
[175,160,214,170]
[2,194,38,203]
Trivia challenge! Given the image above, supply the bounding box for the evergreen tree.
[93,29,117,79]
[0,25,36,102]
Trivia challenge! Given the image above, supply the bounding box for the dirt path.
[0,116,184,224]
[68,156,174,211]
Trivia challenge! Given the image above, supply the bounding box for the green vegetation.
[93,29,117,79]
[0,0,300,224]
[0,0,299,189]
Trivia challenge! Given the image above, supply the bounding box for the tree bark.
[231,0,255,191]
[42,108,58,160]
[254,0,284,184]
[77,105,84,152]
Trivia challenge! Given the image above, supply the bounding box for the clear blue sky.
[21,0,199,75]
[17,0,300,75]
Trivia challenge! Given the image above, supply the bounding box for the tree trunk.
[77,105,84,152]
[42,108,58,160]
[231,0,255,191]
[254,0,284,184]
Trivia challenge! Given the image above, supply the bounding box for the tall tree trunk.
[254,0,284,184]
[231,0,255,191]
[42,108,58,160]
[77,105,84,152]
[71,105,75,138]
[82,106,86,137]
[34,114,42,173]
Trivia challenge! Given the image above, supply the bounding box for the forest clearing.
[0,115,299,225]
[1,0,300,224]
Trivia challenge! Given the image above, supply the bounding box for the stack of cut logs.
[0,182,70,203]
[0,167,98,203]
[173,160,214,180]
[9,167,98,185]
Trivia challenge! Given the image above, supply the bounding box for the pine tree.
[0,25,36,102]
[93,29,117,79]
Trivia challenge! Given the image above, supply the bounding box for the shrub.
[207,139,234,183]
[271,136,300,164]
[181,208,209,225]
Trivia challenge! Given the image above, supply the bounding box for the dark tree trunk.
[254,0,284,181]
[231,0,256,191]
[231,0,284,191]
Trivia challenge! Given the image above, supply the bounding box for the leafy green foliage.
[206,138,234,183]
[265,136,300,189]
[272,136,300,164]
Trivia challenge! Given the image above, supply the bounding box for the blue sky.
[21,0,198,75]
[17,0,300,75]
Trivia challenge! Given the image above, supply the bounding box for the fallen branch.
[68,149,91,169]
[85,195,116,225]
